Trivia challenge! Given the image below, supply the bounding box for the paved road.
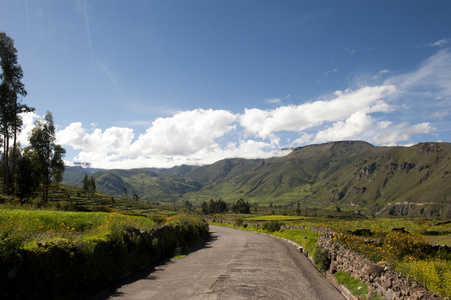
[90,225,344,300]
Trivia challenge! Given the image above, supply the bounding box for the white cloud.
[56,109,242,168]
[18,49,449,169]
[313,112,373,143]
[370,122,434,145]
[130,109,237,156]
[387,49,451,97]
[429,39,449,47]
[57,123,135,154]
[240,85,396,139]
[267,98,281,104]
[17,112,40,146]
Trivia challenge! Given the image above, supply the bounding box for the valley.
[64,141,451,218]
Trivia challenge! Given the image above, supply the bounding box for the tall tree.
[0,32,34,195]
[82,173,96,196]
[29,111,65,203]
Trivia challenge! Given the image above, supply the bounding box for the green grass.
[271,228,319,254]
[245,215,305,221]
[334,271,372,300]
[209,220,319,255]
[0,208,157,249]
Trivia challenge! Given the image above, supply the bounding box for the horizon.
[1,1,450,169]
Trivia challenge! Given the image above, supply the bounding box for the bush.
[262,220,284,232]
[314,245,331,272]
[0,212,209,299]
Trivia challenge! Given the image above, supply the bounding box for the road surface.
[90,225,344,300]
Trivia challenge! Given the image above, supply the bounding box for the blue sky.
[1,0,450,169]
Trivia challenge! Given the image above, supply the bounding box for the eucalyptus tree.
[29,111,65,203]
[0,32,34,195]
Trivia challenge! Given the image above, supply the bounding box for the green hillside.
[63,141,451,217]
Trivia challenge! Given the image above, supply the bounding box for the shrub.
[262,220,284,232]
[314,245,331,272]
[235,217,244,227]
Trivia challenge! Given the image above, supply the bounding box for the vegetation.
[209,214,451,298]
[231,198,251,213]
[0,32,34,196]
[333,271,384,300]
[313,245,331,272]
[82,173,96,196]
[201,198,228,214]
[28,111,66,203]
[64,141,451,219]
[0,208,208,299]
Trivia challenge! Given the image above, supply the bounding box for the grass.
[333,270,385,300]
[209,220,320,256]
[0,208,157,252]
[210,213,451,299]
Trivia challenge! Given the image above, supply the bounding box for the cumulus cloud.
[57,123,135,154]
[54,109,243,168]
[17,49,449,169]
[313,112,373,143]
[17,112,40,146]
[240,85,396,139]
[130,109,237,156]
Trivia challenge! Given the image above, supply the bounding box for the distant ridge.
[63,141,451,218]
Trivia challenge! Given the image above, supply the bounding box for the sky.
[1,0,450,169]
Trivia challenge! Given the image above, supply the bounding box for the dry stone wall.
[317,234,444,300]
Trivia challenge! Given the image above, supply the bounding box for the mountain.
[63,141,451,217]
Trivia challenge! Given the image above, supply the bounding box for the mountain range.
[63,141,451,218]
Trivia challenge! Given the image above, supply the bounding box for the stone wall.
[318,234,444,300]
[209,221,446,299]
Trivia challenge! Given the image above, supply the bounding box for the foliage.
[231,198,250,214]
[332,228,451,298]
[201,198,228,214]
[28,111,66,202]
[397,258,451,298]
[82,174,96,196]
[235,217,244,227]
[0,32,34,196]
[332,230,427,263]
[0,209,209,299]
[262,220,284,232]
[314,245,331,272]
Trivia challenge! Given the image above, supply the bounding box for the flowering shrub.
[397,258,451,298]
[332,229,450,298]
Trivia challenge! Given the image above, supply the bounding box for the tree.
[82,174,96,196]
[15,146,39,199]
[0,32,34,195]
[29,111,65,203]
[132,193,139,202]
[184,200,193,212]
[201,201,209,214]
[231,198,251,214]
